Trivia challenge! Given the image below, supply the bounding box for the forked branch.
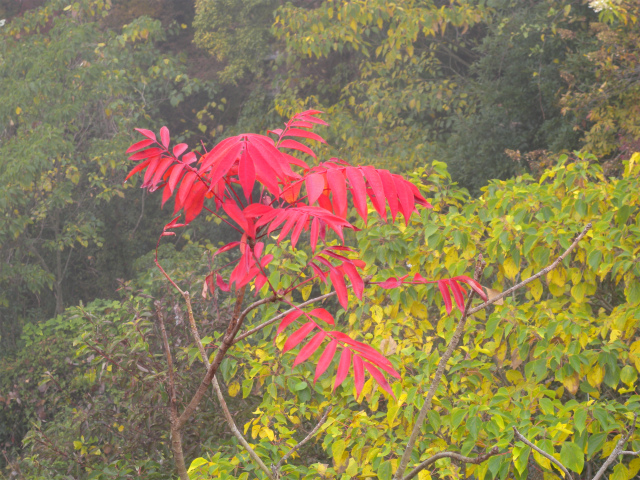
[394,223,591,480]
[403,446,500,480]
[513,427,572,480]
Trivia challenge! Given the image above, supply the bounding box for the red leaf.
[238,151,256,200]
[124,158,151,182]
[333,347,352,391]
[293,331,326,367]
[277,310,304,335]
[283,321,317,353]
[160,126,170,149]
[353,355,365,396]
[278,210,300,244]
[449,279,466,312]
[149,157,174,190]
[329,268,349,309]
[222,200,250,233]
[394,175,415,223]
[314,339,338,383]
[341,261,364,300]
[129,147,165,161]
[283,128,326,143]
[310,217,319,253]
[327,169,347,218]
[379,169,399,221]
[142,156,161,188]
[308,308,335,325]
[212,241,240,257]
[168,164,185,193]
[290,213,309,248]
[438,279,453,314]
[173,143,188,157]
[216,274,230,292]
[176,171,198,212]
[364,361,395,398]
[126,138,155,153]
[306,173,326,205]
[134,128,157,142]
[362,166,387,220]
[345,167,368,224]
[453,275,487,300]
[279,139,317,159]
[184,181,207,223]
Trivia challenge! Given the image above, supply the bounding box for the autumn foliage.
[125,111,486,399]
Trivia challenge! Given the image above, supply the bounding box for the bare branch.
[273,407,332,477]
[181,292,274,479]
[403,446,500,480]
[234,291,335,344]
[468,223,591,316]
[155,301,189,480]
[592,413,638,480]
[394,256,485,479]
[512,427,571,480]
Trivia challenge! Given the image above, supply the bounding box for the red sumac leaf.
[345,167,368,224]
[160,126,170,149]
[293,331,326,367]
[438,279,453,314]
[353,355,364,397]
[173,143,188,157]
[327,169,347,218]
[314,339,338,383]
[453,275,487,300]
[216,274,230,292]
[277,310,304,335]
[449,279,466,312]
[283,321,316,353]
[308,308,334,325]
[333,347,352,391]
[283,128,326,143]
[279,139,317,158]
[134,128,157,142]
[124,157,151,182]
[364,361,395,398]
[306,173,326,205]
[341,261,364,300]
[126,138,155,153]
[329,268,348,309]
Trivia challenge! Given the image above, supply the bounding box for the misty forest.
[1,0,639,479]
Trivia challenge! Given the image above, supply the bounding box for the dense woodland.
[1,0,639,479]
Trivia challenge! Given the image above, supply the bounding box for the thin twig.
[394,256,485,479]
[182,292,274,479]
[592,413,638,480]
[155,301,189,480]
[512,427,571,480]
[467,223,592,316]
[273,407,332,477]
[403,446,500,480]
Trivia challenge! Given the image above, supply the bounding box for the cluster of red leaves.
[126,111,484,398]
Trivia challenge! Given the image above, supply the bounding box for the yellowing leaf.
[563,372,580,395]
[332,439,346,466]
[228,381,240,397]
[371,305,383,323]
[503,257,519,280]
[587,365,604,388]
[485,287,504,305]
[530,279,543,301]
[547,267,566,287]
[16,107,22,115]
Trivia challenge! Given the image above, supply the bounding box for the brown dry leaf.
[380,337,398,356]
[485,287,504,305]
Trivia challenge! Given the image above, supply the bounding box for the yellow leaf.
[16,107,22,115]
[371,305,383,323]
[228,381,240,397]
[530,279,543,301]
[377,111,384,123]
[503,257,518,280]
[407,45,414,57]
[350,18,358,32]
[563,372,580,395]
[587,365,604,388]
[547,267,566,287]
[418,470,432,480]
[300,283,312,301]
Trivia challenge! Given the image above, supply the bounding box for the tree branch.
[394,256,485,479]
[403,446,500,480]
[181,291,274,479]
[272,407,332,477]
[467,223,591,316]
[592,413,638,480]
[155,301,189,480]
[512,427,571,480]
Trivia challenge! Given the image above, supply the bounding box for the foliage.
[0,0,209,353]
[559,0,640,165]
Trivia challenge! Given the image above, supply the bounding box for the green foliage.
[0,0,208,353]
[185,153,640,479]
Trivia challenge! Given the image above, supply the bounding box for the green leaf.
[332,439,345,466]
[574,409,587,434]
[560,442,584,474]
[513,445,531,475]
[427,410,441,431]
[620,365,638,386]
[378,460,392,480]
